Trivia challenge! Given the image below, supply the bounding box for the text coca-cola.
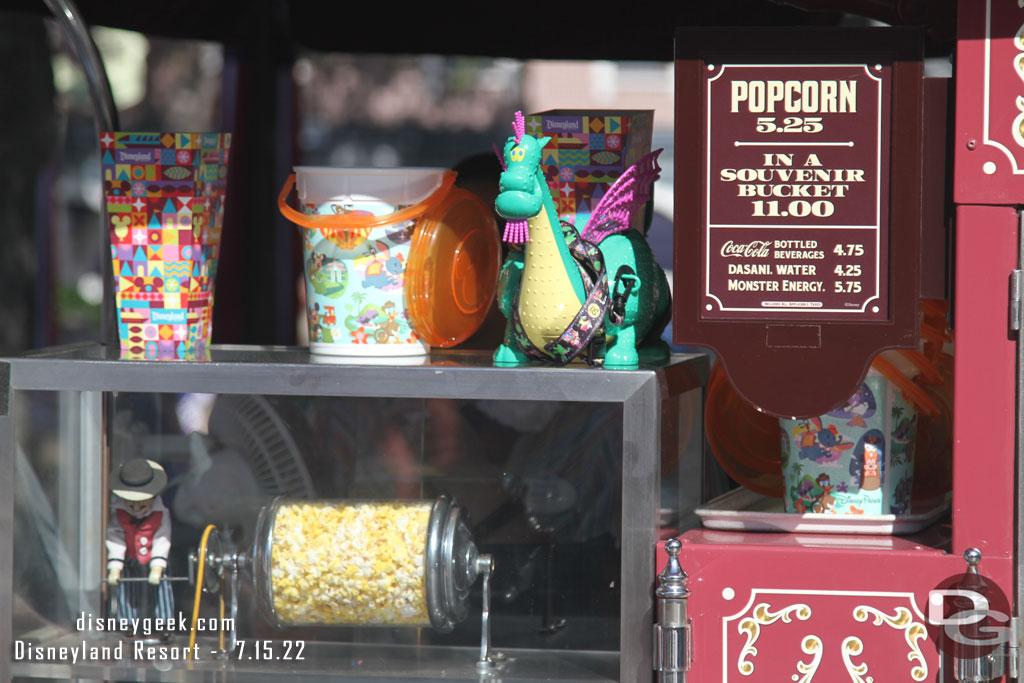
[720,240,771,258]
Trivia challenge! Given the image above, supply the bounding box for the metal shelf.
[6,344,707,401]
[1,344,709,682]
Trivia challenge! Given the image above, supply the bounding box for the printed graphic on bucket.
[301,198,427,356]
[780,373,917,515]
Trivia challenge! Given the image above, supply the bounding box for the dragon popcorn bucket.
[278,168,500,357]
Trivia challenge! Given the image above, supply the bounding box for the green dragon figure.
[493,111,671,368]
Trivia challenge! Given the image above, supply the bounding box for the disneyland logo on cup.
[115,149,156,164]
[542,118,582,133]
[927,571,1012,659]
[720,239,771,258]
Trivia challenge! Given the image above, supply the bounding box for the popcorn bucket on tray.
[779,350,942,515]
[101,131,231,361]
[278,167,500,357]
[705,305,953,513]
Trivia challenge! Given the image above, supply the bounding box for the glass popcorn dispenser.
[190,494,497,669]
[250,496,485,632]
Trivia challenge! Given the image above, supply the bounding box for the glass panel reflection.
[15,390,627,655]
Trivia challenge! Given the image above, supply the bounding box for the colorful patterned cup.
[779,369,918,515]
[101,132,230,360]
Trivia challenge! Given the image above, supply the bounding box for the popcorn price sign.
[703,63,890,320]
[673,28,922,418]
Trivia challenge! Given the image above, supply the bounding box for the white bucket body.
[295,167,445,357]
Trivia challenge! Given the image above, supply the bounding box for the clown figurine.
[106,458,174,624]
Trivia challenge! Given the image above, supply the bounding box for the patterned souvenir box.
[526,110,654,231]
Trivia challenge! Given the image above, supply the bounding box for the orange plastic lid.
[405,188,501,348]
[705,360,785,497]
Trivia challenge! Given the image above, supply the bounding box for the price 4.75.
[833,243,864,256]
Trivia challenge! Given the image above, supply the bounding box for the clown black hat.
[111,458,167,501]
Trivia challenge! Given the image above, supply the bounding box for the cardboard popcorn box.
[526,110,654,232]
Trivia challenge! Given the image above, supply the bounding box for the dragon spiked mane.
[513,110,526,144]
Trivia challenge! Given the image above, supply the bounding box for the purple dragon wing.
[493,142,506,171]
[580,149,663,243]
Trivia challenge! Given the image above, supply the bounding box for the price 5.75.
[834,281,862,293]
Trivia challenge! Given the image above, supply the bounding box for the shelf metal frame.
[0,344,708,682]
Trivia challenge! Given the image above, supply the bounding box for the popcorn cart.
[2,0,1024,681]
[658,2,1023,681]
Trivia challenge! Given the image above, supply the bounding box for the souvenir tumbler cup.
[101,132,231,360]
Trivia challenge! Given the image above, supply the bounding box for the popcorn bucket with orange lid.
[705,325,951,516]
[778,350,942,515]
[278,168,500,357]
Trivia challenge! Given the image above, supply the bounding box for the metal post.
[1015,209,1024,680]
[653,538,691,682]
[476,554,497,672]
[43,0,120,346]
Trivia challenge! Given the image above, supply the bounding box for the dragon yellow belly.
[517,211,583,349]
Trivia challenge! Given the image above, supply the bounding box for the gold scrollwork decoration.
[737,602,812,676]
[842,636,872,683]
[1013,24,1024,147]
[793,635,823,683]
[853,606,929,681]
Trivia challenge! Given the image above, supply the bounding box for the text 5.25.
[756,116,823,134]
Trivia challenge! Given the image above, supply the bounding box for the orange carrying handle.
[277,170,457,230]
[871,353,941,417]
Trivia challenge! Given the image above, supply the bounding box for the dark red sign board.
[674,29,922,418]
[705,64,889,320]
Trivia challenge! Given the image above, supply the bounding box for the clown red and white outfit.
[106,459,174,622]
[106,495,172,575]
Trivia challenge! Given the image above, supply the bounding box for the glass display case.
[0,344,707,682]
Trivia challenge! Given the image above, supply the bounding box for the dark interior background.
[0,0,956,351]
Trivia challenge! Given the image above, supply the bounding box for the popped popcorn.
[270,500,431,626]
